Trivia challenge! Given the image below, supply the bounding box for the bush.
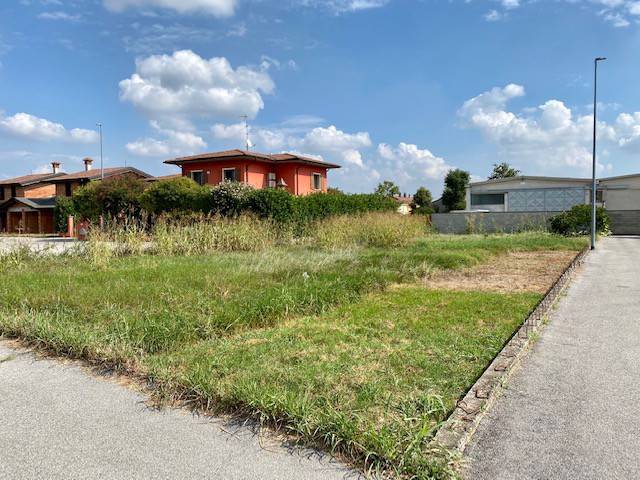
[246,188,296,223]
[294,192,397,223]
[411,187,433,215]
[210,181,254,217]
[54,196,76,233]
[73,176,146,221]
[140,177,210,215]
[550,205,610,236]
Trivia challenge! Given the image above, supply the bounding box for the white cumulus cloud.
[0,112,98,143]
[119,50,274,121]
[127,121,207,157]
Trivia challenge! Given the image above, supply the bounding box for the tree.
[73,176,146,221]
[442,169,470,211]
[489,162,520,180]
[140,177,210,215]
[374,180,401,198]
[411,187,433,215]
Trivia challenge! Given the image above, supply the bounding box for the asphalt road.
[0,342,360,480]
[465,236,640,479]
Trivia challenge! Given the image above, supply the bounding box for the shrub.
[312,212,428,249]
[210,181,254,217]
[245,188,296,223]
[73,176,146,221]
[140,177,210,215]
[293,192,398,223]
[550,205,610,236]
[54,196,76,233]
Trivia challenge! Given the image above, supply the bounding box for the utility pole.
[240,115,250,151]
[591,57,606,250]
[96,122,104,180]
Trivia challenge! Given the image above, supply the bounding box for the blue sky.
[1,0,640,195]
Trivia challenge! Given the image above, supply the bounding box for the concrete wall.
[607,211,640,235]
[432,212,560,234]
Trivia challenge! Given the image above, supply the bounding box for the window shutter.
[203,171,208,185]
[236,168,241,182]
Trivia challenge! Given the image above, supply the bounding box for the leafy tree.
[411,187,433,215]
[73,176,146,220]
[442,169,470,211]
[140,177,210,215]
[489,162,521,180]
[374,180,401,198]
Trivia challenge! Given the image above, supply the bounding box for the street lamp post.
[97,122,104,180]
[591,57,606,250]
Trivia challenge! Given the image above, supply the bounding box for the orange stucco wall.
[181,160,329,196]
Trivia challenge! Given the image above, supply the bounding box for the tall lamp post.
[97,122,104,180]
[591,57,606,250]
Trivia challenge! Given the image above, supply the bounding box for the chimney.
[83,157,93,172]
[51,162,61,174]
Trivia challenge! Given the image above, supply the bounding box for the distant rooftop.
[50,167,152,182]
[0,172,66,187]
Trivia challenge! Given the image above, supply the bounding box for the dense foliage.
[442,169,470,211]
[140,177,209,215]
[73,176,146,221]
[489,162,521,180]
[411,187,433,215]
[374,180,401,197]
[53,196,76,233]
[549,204,610,236]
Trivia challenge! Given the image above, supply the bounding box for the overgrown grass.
[0,225,587,479]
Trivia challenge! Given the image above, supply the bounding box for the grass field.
[0,223,587,479]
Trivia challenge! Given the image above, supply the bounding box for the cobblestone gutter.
[430,246,591,453]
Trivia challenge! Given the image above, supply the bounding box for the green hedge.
[71,177,399,226]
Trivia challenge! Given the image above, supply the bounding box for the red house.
[164,150,341,195]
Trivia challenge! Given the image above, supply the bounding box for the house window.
[312,173,322,191]
[0,187,5,201]
[11,185,17,198]
[222,168,237,183]
[65,182,72,197]
[268,172,276,188]
[190,170,204,186]
[471,193,505,206]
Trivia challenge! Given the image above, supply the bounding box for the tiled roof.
[165,150,341,169]
[0,172,66,186]
[0,197,57,210]
[145,174,182,182]
[50,167,152,182]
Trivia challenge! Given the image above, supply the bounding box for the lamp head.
[595,57,607,62]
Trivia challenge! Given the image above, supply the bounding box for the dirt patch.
[423,250,578,294]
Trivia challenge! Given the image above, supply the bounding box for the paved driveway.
[465,236,640,479]
[0,342,359,480]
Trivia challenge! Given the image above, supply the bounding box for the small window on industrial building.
[268,172,276,188]
[312,173,322,190]
[222,168,237,183]
[190,170,204,186]
[471,193,505,206]
[589,190,604,203]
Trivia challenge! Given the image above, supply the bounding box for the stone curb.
[430,246,591,454]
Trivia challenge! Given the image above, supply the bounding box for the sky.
[1,0,640,196]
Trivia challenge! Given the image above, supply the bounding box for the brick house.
[164,150,341,195]
[0,158,151,234]
[49,158,151,197]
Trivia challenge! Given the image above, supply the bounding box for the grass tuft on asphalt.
[0,232,586,479]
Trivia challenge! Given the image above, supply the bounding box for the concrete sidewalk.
[0,342,360,480]
[465,236,640,479]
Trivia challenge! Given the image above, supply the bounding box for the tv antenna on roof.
[240,115,251,151]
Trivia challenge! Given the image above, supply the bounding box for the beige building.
[464,174,640,234]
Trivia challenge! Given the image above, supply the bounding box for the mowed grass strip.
[0,232,586,478]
